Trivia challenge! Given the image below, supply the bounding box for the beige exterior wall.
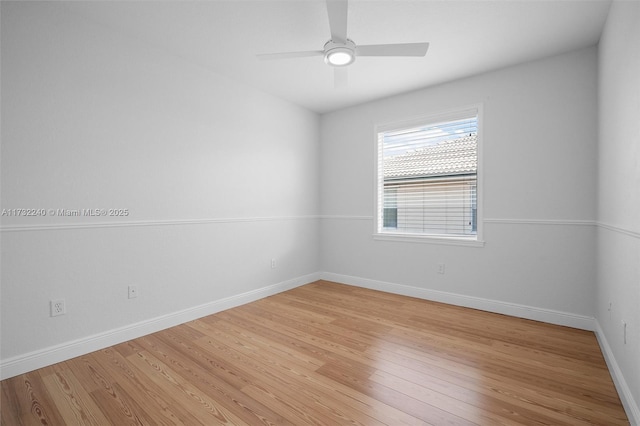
[384,176,476,235]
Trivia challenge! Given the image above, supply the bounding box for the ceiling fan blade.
[355,42,429,57]
[334,67,348,89]
[326,0,348,43]
[257,50,324,61]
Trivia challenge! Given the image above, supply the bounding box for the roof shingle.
[384,135,477,179]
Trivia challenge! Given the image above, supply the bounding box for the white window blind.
[377,109,479,238]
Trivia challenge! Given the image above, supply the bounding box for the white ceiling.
[63,0,612,114]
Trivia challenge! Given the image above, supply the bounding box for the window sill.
[373,232,485,247]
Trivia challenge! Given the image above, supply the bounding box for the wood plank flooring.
[1,280,629,425]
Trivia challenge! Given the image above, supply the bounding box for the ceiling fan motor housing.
[324,39,356,66]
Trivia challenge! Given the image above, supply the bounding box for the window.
[376,107,481,243]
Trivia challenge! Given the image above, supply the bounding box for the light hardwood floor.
[1,280,629,425]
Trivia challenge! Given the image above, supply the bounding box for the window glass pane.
[383,186,398,229]
[378,112,478,238]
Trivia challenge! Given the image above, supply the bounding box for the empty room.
[1,0,638,424]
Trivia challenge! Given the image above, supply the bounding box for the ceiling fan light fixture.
[325,48,354,66]
[324,39,356,67]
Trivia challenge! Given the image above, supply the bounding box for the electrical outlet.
[608,301,612,319]
[622,320,627,344]
[271,258,277,269]
[128,285,138,299]
[437,263,445,274]
[50,299,66,317]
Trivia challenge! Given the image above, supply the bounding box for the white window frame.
[373,104,484,247]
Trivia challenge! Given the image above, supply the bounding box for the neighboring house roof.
[384,135,477,180]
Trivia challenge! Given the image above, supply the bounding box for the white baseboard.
[320,272,596,330]
[0,272,321,380]
[594,320,640,426]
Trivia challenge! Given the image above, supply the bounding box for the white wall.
[320,47,598,322]
[0,2,320,376]
[597,0,640,421]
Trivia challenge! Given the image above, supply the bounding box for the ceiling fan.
[257,0,429,87]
